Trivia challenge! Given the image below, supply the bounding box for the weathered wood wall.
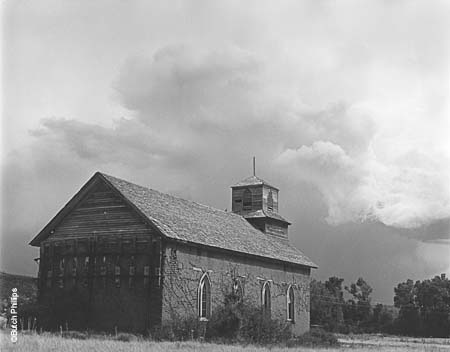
[38,181,163,333]
[231,185,279,214]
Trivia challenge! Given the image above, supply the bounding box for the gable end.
[29,172,164,246]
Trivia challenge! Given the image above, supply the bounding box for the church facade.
[30,172,317,335]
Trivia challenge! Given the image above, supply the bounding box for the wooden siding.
[232,185,279,214]
[265,222,288,239]
[38,181,163,333]
[47,182,150,240]
[245,218,288,240]
[262,185,279,213]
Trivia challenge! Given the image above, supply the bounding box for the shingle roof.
[243,210,291,224]
[231,175,278,190]
[101,173,316,268]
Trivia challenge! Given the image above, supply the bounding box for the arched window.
[287,285,295,321]
[198,273,211,320]
[262,281,271,317]
[267,190,274,211]
[233,278,243,301]
[243,189,252,210]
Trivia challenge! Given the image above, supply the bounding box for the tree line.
[311,273,450,337]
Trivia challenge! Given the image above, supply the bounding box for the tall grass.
[1,331,449,352]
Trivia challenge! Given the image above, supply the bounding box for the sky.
[1,0,449,304]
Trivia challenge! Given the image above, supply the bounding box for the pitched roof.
[243,210,291,225]
[30,172,317,268]
[101,173,315,268]
[231,175,278,190]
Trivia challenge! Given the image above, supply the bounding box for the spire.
[253,156,256,176]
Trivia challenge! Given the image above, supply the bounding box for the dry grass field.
[1,331,449,352]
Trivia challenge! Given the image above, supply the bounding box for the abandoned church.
[29,171,317,335]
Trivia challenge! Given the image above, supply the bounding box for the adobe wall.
[161,241,311,336]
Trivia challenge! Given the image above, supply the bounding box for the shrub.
[237,307,291,344]
[205,291,242,341]
[206,292,291,344]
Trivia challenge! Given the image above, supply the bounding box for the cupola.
[231,158,290,240]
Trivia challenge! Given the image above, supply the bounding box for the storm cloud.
[2,0,449,302]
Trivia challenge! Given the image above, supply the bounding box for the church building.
[30,171,317,335]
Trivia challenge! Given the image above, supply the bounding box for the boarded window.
[243,189,252,210]
[58,258,65,289]
[129,256,136,288]
[46,270,52,288]
[72,257,78,277]
[144,265,150,286]
[83,257,90,287]
[59,258,65,277]
[129,256,136,276]
[100,256,107,276]
[114,259,121,288]
[198,273,211,320]
[267,190,274,211]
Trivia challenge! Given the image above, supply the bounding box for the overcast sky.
[2,0,449,303]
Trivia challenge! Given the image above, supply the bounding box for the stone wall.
[161,241,311,336]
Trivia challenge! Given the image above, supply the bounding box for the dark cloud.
[2,44,449,301]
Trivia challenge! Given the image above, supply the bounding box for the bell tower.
[231,158,290,240]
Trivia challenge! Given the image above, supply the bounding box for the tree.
[394,279,421,335]
[370,303,394,333]
[393,275,450,337]
[415,275,450,337]
[310,277,345,332]
[344,278,373,330]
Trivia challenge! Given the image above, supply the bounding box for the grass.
[1,331,449,351]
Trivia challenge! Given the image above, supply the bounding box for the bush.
[206,292,291,344]
[287,328,339,347]
[237,308,291,344]
[205,291,242,341]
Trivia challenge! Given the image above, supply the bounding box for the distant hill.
[0,271,37,306]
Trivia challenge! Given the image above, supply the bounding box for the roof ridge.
[231,174,278,190]
[99,172,244,219]
[96,172,316,268]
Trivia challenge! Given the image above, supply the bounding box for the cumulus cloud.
[3,1,450,301]
[10,44,450,236]
[276,139,450,230]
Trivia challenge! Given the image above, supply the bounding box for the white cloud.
[10,43,450,233]
[276,137,450,229]
[2,1,450,301]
